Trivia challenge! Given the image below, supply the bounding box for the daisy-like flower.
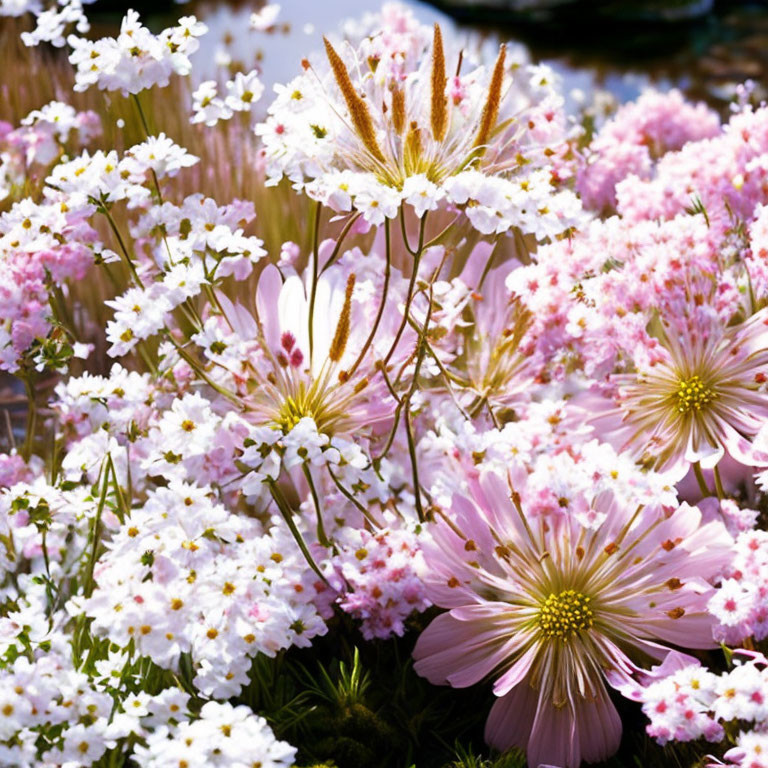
[607,309,768,476]
[413,466,732,768]
[450,265,534,419]
[235,262,398,438]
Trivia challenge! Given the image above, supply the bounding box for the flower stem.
[308,200,323,366]
[103,208,144,288]
[320,212,362,274]
[713,464,726,500]
[302,463,331,549]
[346,218,392,379]
[384,213,427,366]
[268,479,329,585]
[693,461,712,497]
[83,457,111,599]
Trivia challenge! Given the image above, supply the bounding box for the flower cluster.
[637,652,768,757]
[68,11,207,95]
[257,6,585,236]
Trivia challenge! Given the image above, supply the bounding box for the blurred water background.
[107,0,768,114]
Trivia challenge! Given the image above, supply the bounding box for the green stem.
[327,466,383,529]
[268,479,329,585]
[307,201,323,366]
[302,463,331,548]
[402,286,434,524]
[167,336,240,405]
[693,461,712,497]
[103,208,144,288]
[132,93,153,138]
[346,218,392,380]
[320,212,362,274]
[383,221,425,366]
[713,464,726,500]
[84,458,111,599]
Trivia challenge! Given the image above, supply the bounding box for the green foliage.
[228,610,721,768]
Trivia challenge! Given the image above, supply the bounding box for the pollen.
[676,375,716,414]
[538,589,594,642]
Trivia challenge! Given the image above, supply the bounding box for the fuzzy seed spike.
[404,121,423,175]
[473,43,506,151]
[391,82,406,135]
[323,37,386,164]
[329,274,356,363]
[430,24,448,143]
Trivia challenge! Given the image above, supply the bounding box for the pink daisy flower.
[603,309,768,477]
[230,262,396,438]
[412,467,732,768]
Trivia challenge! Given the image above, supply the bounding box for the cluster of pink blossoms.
[5,2,768,768]
[633,651,768,768]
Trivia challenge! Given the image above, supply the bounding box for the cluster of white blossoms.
[67,10,207,95]
[18,0,90,47]
[256,4,585,236]
[192,69,265,127]
[132,701,296,768]
[73,482,328,698]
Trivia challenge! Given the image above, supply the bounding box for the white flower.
[191,80,231,127]
[352,178,401,226]
[250,4,280,31]
[120,134,198,181]
[402,173,443,217]
[224,70,264,113]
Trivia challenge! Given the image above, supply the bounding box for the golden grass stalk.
[430,24,448,144]
[323,36,386,164]
[328,273,356,362]
[473,44,506,151]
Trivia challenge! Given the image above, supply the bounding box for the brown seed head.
[390,81,406,135]
[430,24,448,143]
[329,273,356,362]
[473,43,506,151]
[323,37,386,164]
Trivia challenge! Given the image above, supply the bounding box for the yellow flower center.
[538,589,594,642]
[275,394,314,433]
[676,375,716,414]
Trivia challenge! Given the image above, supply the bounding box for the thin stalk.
[268,479,329,584]
[83,458,111,599]
[308,201,323,366]
[107,453,129,524]
[167,335,240,405]
[132,93,153,137]
[399,208,428,258]
[320,212,362,274]
[713,464,726,500]
[693,461,712,497]
[302,463,331,548]
[383,224,426,366]
[402,286,434,524]
[346,218,392,379]
[327,466,383,529]
[103,208,144,288]
[21,373,37,462]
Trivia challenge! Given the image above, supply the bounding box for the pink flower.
[599,308,768,477]
[244,262,396,438]
[413,467,732,768]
